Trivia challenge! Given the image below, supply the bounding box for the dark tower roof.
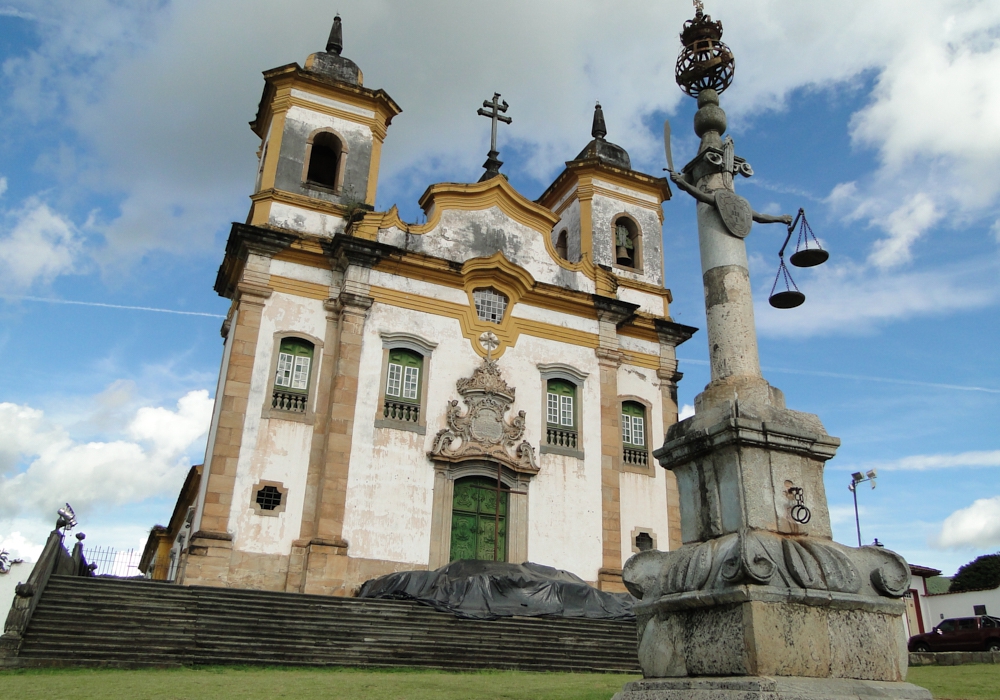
[307,14,362,85]
[574,103,631,170]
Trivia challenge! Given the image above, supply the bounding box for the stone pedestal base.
[612,676,932,700]
[179,530,233,587]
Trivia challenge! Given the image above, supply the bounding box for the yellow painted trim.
[251,188,349,219]
[273,245,330,270]
[269,275,329,300]
[367,136,383,206]
[258,109,288,193]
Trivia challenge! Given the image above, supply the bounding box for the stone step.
[18,576,641,672]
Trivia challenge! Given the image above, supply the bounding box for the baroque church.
[153,16,696,596]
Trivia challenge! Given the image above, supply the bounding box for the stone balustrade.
[272,390,307,413]
[546,427,578,449]
[383,399,420,424]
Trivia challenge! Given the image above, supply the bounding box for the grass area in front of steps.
[0,665,640,700]
[4,663,997,699]
[906,663,1000,700]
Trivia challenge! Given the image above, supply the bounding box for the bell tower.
[248,15,401,236]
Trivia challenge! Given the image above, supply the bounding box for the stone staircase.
[14,575,640,672]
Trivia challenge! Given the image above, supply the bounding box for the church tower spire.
[326,14,343,55]
[591,102,607,140]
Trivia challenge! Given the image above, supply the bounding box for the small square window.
[250,480,287,517]
[473,288,508,324]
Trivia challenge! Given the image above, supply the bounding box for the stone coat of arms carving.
[714,189,752,238]
[429,359,538,474]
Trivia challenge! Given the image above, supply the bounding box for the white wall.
[925,586,1000,624]
[0,562,31,614]
[229,290,330,555]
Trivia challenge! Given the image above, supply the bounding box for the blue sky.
[1,0,998,577]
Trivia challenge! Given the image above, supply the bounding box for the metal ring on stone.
[790,504,812,524]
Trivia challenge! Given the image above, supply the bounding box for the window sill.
[261,407,316,425]
[540,444,585,460]
[374,418,426,435]
[612,262,645,275]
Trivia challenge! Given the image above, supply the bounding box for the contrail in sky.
[1,294,226,319]
[677,357,1000,395]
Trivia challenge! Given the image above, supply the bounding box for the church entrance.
[450,476,507,562]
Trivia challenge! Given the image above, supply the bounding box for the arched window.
[555,230,568,260]
[383,348,423,424]
[272,338,314,413]
[305,131,344,191]
[614,216,641,269]
[450,475,507,562]
[546,379,577,449]
[621,400,648,467]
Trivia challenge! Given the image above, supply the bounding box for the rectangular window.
[560,395,573,427]
[386,363,402,397]
[621,413,632,445]
[547,393,559,424]
[403,366,420,400]
[630,415,645,447]
[275,352,294,387]
[291,356,310,390]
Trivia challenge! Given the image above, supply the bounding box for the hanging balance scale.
[768,208,829,309]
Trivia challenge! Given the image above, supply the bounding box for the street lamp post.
[849,470,878,547]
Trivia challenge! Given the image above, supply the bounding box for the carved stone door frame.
[428,459,530,569]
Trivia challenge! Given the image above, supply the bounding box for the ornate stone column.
[615,8,929,700]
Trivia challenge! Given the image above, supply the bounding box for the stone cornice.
[215,223,297,299]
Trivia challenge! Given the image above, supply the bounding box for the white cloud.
[755,259,997,338]
[842,450,1000,473]
[935,496,1000,549]
[0,531,42,562]
[867,193,941,269]
[678,404,695,421]
[0,390,213,520]
[0,198,83,291]
[0,176,7,197]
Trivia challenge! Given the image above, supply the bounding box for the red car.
[908,615,1000,652]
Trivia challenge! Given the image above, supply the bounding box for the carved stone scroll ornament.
[625,528,910,602]
[429,358,538,474]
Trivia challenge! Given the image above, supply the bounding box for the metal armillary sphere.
[675,3,735,97]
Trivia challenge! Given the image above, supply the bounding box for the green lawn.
[1,664,996,700]
[0,667,639,700]
[907,664,1000,700]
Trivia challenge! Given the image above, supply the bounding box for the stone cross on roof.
[477,93,512,181]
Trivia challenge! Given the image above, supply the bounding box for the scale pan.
[769,290,805,309]
[790,248,829,268]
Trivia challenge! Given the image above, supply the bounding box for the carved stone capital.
[654,318,699,347]
[595,348,624,367]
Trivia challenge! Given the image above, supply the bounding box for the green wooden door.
[450,476,507,562]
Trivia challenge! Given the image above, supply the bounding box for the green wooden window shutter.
[546,379,576,428]
[274,338,314,393]
[386,349,423,403]
[622,401,646,448]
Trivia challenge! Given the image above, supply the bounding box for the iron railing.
[83,547,142,577]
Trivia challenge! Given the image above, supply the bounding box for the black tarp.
[357,560,635,620]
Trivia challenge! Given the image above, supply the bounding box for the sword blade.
[663,120,675,173]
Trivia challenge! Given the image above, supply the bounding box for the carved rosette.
[430,359,538,474]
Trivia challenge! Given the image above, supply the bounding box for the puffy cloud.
[678,404,695,421]
[0,390,213,520]
[867,193,941,269]
[0,198,83,291]
[935,496,1000,549]
[0,530,42,562]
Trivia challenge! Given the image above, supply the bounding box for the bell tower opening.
[305,131,345,192]
[449,475,508,562]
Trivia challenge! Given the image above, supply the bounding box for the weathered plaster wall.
[228,291,329,555]
[617,287,664,316]
[591,191,664,286]
[268,202,346,238]
[616,362,670,567]
[275,104,373,204]
[377,207,596,294]
[270,260,335,287]
[925,587,1000,623]
[509,303,601,335]
[551,199,582,263]
[342,302,611,579]
[368,269,468,305]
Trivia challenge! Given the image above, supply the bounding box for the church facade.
[174,17,696,596]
